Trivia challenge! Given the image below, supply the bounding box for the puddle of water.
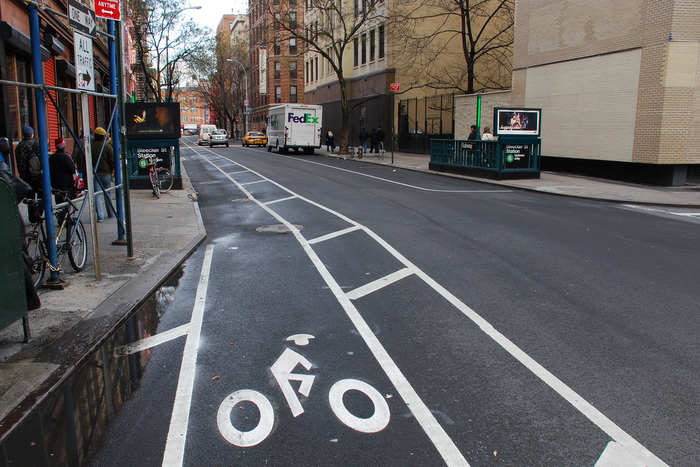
[256,224,304,234]
[0,269,184,466]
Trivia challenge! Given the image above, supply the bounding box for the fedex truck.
[267,104,322,154]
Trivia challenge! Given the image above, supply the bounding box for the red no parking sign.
[95,0,120,20]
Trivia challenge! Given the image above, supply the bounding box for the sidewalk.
[318,147,700,207]
[1,146,698,453]
[0,166,205,445]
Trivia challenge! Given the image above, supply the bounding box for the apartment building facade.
[512,0,700,185]
[247,0,304,132]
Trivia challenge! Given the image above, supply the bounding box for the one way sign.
[68,0,96,37]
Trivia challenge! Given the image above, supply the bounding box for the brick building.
[247,0,304,132]
[512,0,700,185]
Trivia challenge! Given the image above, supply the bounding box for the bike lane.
[155,147,670,466]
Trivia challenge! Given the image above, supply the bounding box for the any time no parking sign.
[95,0,120,20]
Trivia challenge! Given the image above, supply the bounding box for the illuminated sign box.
[125,102,181,140]
[494,108,541,137]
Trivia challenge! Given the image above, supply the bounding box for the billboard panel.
[125,102,181,140]
[494,108,541,137]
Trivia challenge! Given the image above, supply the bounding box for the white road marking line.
[623,204,700,217]
[227,170,249,175]
[240,179,267,186]
[279,156,513,194]
[199,152,669,467]
[346,268,415,301]
[595,441,646,467]
[201,154,470,466]
[115,322,195,356]
[162,245,214,467]
[264,195,297,205]
[307,225,362,244]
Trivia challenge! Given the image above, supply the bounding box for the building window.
[275,86,282,103]
[190,96,197,103]
[315,56,319,80]
[309,59,313,82]
[191,106,197,112]
[354,0,358,17]
[182,106,189,112]
[290,38,297,55]
[361,34,367,64]
[306,61,309,83]
[290,61,297,79]
[378,25,385,59]
[353,38,359,67]
[370,29,375,62]
[290,0,296,5]
[290,86,297,103]
[290,11,297,29]
[275,62,281,79]
[274,38,281,55]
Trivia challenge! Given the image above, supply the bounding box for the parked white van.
[198,125,217,146]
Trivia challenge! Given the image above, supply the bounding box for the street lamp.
[227,58,249,136]
[165,5,202,100]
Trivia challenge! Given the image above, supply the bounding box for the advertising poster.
[495,108,541,136]
[125,102,181,140]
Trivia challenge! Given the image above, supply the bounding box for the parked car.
[209,129,229,147]
[242,131,268,147]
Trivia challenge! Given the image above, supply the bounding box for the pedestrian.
[15,125,42,195]
[72,132,87,180]
[482,127,494,140]
[467,125,477,140]
[377,125,386,151]
[358,127,368,153]
[0,137,41,311]
[369,128,379,153]
[49,137,76,223]
[91,127,114,222]
[326,129,335,152]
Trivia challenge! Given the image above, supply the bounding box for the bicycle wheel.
[157,167,173,193]
[150,170,160,199]
[68,221,87,271]
[26,232,46,288]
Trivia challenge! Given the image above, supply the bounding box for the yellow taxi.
[242,131,268,147]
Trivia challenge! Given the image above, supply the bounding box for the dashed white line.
[307,225,362,244]
[346,268,415,300]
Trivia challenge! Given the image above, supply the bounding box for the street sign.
[390,83,401,92]
[244,99,249,107]
[68,0,96,37]
[74,31,94,91]
[95,0,121,21]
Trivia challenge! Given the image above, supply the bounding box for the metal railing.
[430,138,541,178]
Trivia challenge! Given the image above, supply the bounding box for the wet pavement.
[0,145,698,463]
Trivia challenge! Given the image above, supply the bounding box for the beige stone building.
[512,0,700,185]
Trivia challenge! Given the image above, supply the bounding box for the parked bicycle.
[145,154,173,199]
[24,190,88,288]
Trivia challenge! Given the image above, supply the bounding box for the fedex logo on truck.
[287,112,319,124]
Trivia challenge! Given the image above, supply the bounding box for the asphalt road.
[87,140,699,467]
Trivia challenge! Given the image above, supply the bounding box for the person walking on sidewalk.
[358,127,368,153]
[91,127,114,222]
[377,125,386,151]
[369,128,379,153]
[482,127,494,140]
[326,129,335,152]
[467,125,477,140]
[15,125,42,195]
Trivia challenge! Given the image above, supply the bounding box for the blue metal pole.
[108,20,125,240]
[28,3,59,281]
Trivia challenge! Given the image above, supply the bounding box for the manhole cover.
[256,224,304,234]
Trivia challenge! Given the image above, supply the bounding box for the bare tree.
[271,0,388,152]
[394,0,514,94]
[189,30,248,136]
[127,0,211,102]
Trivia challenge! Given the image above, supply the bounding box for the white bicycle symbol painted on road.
[217,334,391,447]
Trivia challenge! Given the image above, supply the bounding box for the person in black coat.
[358,127,368,152]
[467,125,477,140]
[49,137,76,223]
[369,128,379,153]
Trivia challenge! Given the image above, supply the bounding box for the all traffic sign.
[74,31,94,91]
[95,0,120,21]
[68,0,96,37]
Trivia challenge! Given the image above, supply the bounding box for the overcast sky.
[186,0,248,32]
